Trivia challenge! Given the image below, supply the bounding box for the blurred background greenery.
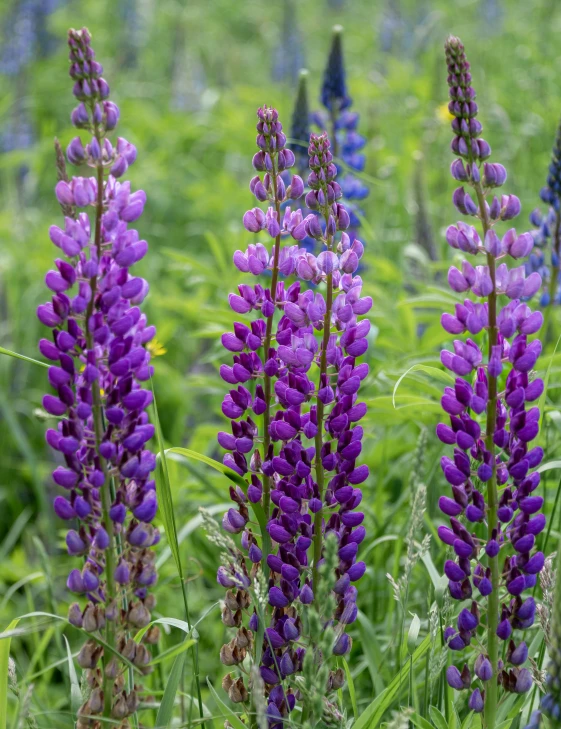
[2,0,561,726]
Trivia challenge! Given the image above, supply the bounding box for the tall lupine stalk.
[314,26,369,244]
[217,107,370,726]
[438,38,545,727]
[38,28,158,726]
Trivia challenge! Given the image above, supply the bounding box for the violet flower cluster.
[438,37,545,719]
[312,26,369,244]
[526,119,561,306]
[38,28,158,724]
[216,107,370,725]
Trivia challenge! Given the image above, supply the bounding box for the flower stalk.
[38,28,159,726]
[474,179,500,727]
[217,108,370,724]
[439,36,546,727]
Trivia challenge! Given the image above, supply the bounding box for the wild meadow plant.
[6,15,561,729]
[37,28,158,726]
[216,106,370,726]
[438,37,546,725]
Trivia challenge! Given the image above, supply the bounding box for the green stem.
[311,269,333,601]
[311,205,334,601]
[262,148,282,525]
[262,230,281,523]
[250,147,281,724]
[86,154,117,719]
[474,182,499,729]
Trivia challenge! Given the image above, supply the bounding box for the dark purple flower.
[216,109,370,720]
[38,27,158,721]
[436,35,543,711]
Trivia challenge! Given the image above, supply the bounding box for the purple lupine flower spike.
[218,110,370,721]
[313,26,368,245]
[439,37,545,724]
[39,28,158,724]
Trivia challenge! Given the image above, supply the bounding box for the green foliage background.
[1,0,561,726]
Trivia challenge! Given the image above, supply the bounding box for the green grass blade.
[0,346,49,369]
[206,679,247,729]
[353,634,431,729]
[0,619,18,729]
[392,364,454,407]
[163,446,246,489]
[430,705,449,729]
[151,379,204,729]
[155,651,187,728]
[149,638,196,667]
[63,635,81,714]
[156,504,229,569]
[342,658,358,720]
[410,712,435,729]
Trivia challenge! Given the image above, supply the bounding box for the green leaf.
[410,712,435,729]
[162,447,271,586]
[393,364,454,407]
[152,411,187,612]
[63,635,81,714]
[537,460,561,473]
[353,634,431,729]
[156,503,230,569]
[429,706,449,729]
[0,612,68,729]
[135,616,191,642]
[149,638,196,667]
[206,678,247,729]
[407,613,421,655]
[0,618,17,729]
[155,651,187,728]
[162,446,247,489]
[342,657,358,720]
